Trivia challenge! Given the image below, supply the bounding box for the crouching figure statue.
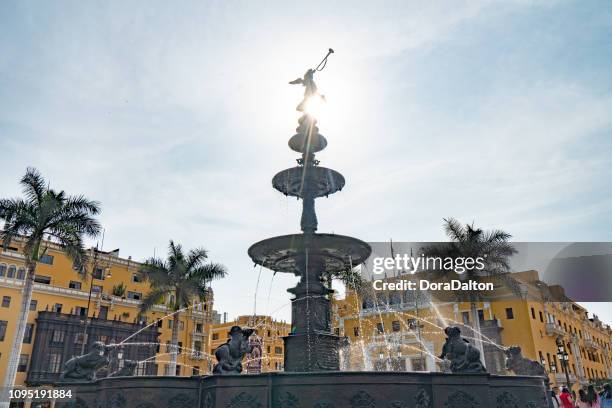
[60,341,110,381]
[440,326,487,374]
[213,326,254,375]
[505,346,548,382]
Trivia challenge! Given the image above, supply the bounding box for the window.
[17,354,29,372]
[34,275,51,284]
[92,267,105,280]
[156,319,163,328]
[16,267,25,279]
[49,353,62,373]
[391,320,401,332]
[92,285,103,293]
[193,340,202,352]
[0,320,7,341]
[164,364,173,375]
[267,346,271,353]
[0,264,6,276]
[7,265,16,278]
[2,296,10,308]
[74,333,88,345]
[376,322,384,334]
[136,362,147,376]
[531,308,535,319]
[69,281,82,290]
[212,333,219,340]
[505,308,514,319]
[39,254,54,265]
[72,260,83,271]
[462,311,470,324]
[127,291,142,300]
[29,299,37,311]
[132,274,143,283]
[175,365,181,376]
[75,306,87,316]
[477,309,485,321]
[539,311,543,322]
[23,324,34,344]
[353,327,360,337]
[51,330,65,343]
[53,303,62,313]
[168,320,173,329]
[275,346,282,354]
[178,321,184,331]
[407,318,417,330]
[196,323,203,333]
[192,366,200,375]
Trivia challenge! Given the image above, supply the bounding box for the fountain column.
[248,63,371,372]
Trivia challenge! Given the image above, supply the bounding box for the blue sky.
[1,1,611,323]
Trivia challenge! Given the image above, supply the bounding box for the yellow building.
[0,237,217,388]
[209,315,290,372]
[333,270,612,392]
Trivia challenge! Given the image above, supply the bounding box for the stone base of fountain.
[54,371,549,408]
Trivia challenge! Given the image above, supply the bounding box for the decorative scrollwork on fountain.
[350,390,376,408]
[226,392,262,408]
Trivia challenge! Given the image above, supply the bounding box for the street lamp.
[556,336,571,389]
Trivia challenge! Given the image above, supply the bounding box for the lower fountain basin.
[248,233,371,274]
[55,371,549,408]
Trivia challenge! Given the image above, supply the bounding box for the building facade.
[333,270,612,392]
[0,238,216,391]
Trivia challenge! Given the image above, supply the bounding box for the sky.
[1,1,612,324]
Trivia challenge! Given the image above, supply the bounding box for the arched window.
[7,265,16,278]
[17,267,26,280]
[0,264,6,277]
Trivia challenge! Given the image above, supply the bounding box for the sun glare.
[303,95,325,118]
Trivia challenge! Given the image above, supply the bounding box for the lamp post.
[79,246,111,355]
[556,336,571,389]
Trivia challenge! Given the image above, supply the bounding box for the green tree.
[139,240,226,376]
[0,168,101,395]
[422,217,518,366]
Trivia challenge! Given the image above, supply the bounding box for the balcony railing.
[545,323,565,336]
[554,373,576,384]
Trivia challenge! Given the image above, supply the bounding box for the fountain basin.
[248,233,371,274]
[272,166,345,198]
[55,371,549,408]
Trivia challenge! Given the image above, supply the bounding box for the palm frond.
[191,263,227,282]
[443,217,465,242]
[139,287,169,313]
[20,167,47,204]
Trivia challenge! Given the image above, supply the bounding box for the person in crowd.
[577,389,595,408]
[587,385,601,408]
[559,387,575,408]
[550,386,562,408]
[600,384,612,408]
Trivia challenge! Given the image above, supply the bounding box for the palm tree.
[421,218,517,366]
[0,168,101,397]
[139,240,226,376]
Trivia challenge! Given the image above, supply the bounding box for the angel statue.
[289,48,333,113]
